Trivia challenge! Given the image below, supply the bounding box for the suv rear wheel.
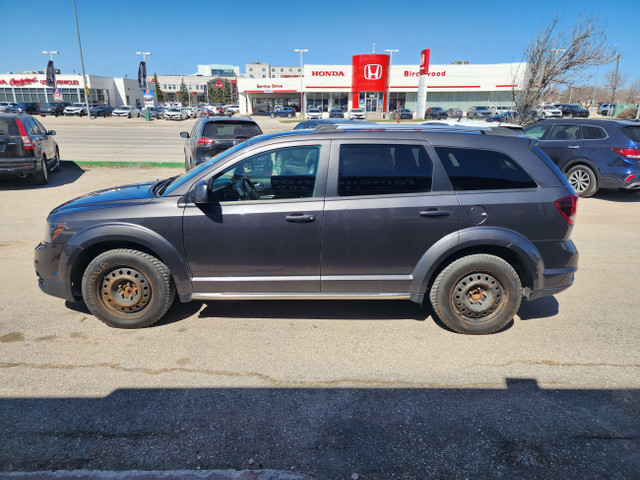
[33,157,49,185]
[429,254,522,335]
[81,249,175,328]
[566,164,597,197]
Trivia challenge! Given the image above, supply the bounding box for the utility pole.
[294,49,308,115]
[72,0,90,119]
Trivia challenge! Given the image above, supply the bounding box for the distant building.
[196,64,240,77]
[245,62,302,79]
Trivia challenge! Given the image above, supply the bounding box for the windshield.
[162,141,249,196]
[72,103,84,107]
[118,106,131,110]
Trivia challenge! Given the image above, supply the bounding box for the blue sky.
[1,0,638,87]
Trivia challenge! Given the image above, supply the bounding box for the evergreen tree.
[153,73,164,103]
[178,77,189,104]
[207,82,215,104]
[222,80,232,104]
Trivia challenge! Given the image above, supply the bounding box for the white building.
[0,73,147,107]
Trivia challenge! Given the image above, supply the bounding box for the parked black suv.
[523,119,640,196]
[180,117,263,170]
[0,113,60,185]
[35,124,579,334]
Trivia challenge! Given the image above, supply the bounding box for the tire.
[270,113,276,119]
[287,113,292,118]
[51,147,61,172]
[80,111,85,117]
[566,164,597,197]
[33,157,49,185]
[568,113,574,119]
[81,249,175,328]
[429,254,522,335]
[128,113,132,118]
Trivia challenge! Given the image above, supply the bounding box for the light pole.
[42,50,59,61]
[72,0,90,119]
[610,50,622,109]
[294,48,307,114]
[384,49,398,117]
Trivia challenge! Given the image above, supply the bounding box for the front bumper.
[34,241,76,302]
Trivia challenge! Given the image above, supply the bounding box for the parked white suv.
[64,103,88,116]
[535,105,562,118]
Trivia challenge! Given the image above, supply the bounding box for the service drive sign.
[364,64,383,81]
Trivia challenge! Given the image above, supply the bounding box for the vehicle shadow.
[593,189,640,202]
[0,160,84,190]
[517,296,559,320]
[0,379,638,477]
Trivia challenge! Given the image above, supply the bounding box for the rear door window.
[523,123,552,139]
[547,124,582,141]
[435,146,537,191]
[337,144,433,196]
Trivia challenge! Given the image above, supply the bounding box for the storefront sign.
[404,70,446,77]
[257,84,283,89]
[311,71,345,76]
[0,77,39,86]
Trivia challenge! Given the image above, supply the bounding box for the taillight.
[612,147,640,159]
[15,119,34,150]
[554,194,579,226]
[197,137,216,145]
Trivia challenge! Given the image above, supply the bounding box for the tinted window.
[523,123,552,139]
[547,124,581,141]
[581,125,607,140]
[621,126,640,143]
[203,122,261,139]
[210,145,320,202]
[338,144,433,196]
[435,147,537,191]
[0,118,19,136]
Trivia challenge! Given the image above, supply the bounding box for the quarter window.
[581,125,607,140]
[338,144,433,196]
[523,123,551,139]
[435,147,537,191]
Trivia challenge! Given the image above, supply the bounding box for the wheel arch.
[561,158,601,180]
[410,227,543,302]
[62,224,192,302]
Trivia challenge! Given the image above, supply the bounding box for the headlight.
[45,222,67,242]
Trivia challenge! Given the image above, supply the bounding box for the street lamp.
[42,50,59,61]
[294,48,308,114]
[384,49,399,116]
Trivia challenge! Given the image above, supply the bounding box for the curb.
[68,161,184,169]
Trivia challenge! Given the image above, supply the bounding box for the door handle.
[419,209,452,217]
[285,214,316,223]
[568,145,580,149]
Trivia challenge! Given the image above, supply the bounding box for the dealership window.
[338,144,433,196]
[389,92,407,109]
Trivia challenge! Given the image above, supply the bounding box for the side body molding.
[60,223,193,300]
[410,226,544,301]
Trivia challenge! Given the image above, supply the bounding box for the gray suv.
[34,125,579,334]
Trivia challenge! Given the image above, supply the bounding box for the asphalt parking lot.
[0,116,639,478]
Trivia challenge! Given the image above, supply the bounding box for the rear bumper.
[0,158,40,177]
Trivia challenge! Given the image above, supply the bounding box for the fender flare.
[61,223,192,298]
[410,226,544,299]
[561,157,601,180]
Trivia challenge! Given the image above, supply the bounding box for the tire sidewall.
[81,249,174,328]
[430,254,522,335]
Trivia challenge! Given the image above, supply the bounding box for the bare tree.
[509,14,617,125]
[621,79,640,103]
[604,70,629,102]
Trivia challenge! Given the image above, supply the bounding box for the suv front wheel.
[429,254,522,335]
[81,249,175,328]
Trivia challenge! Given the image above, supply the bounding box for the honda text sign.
[364,64,383,81]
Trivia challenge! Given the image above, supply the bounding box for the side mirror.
[192,180,209,204]
[47,130,56,136]
[180,131,190,138]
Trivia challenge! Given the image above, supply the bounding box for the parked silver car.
[112,106,141,118]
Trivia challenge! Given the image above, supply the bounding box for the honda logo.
[364,64,383,81]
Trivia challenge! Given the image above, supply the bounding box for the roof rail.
[313,123,492,134]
